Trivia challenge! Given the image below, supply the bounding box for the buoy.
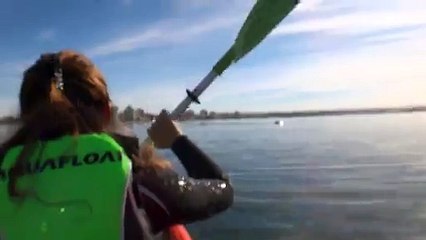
[274,120,284,126]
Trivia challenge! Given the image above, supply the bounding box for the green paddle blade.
[213,0,299,75]
[234,0,299,61]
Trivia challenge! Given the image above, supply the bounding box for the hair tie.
[53,54,64,91]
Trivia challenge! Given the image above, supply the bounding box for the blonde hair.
[135,144,172,170]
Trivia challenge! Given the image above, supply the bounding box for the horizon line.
[1,104,426,119]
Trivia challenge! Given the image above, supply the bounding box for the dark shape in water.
[274,120,284,126]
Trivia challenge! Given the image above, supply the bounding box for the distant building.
[208,111,216,119]
[111,106,119,116]
[234,111,241,119]
[118,112,125,122]
[186,109,195,117]
[0,115,19,124]
[199,109,208,119]
[123,105,134,122]
[179,109,195,121]
[134,108,145,121]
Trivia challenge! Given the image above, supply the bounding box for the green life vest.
[0,133,132,240]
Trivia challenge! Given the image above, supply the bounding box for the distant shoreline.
[119,106,426,123]
[223,106,426,119]
[1,106,425,124]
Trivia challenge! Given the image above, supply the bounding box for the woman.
[0,50,152,240]
[0,50,233,240]
[131,111,234,238]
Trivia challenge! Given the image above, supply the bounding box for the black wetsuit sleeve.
[136,167,233,231]
[171,135,229,181]
[136,135,233,232]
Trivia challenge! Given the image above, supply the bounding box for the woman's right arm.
[136,165,233,226]
[148,110,230,181]
[171,135,228,181]
[134,135,234,233]
[139,110,234,228]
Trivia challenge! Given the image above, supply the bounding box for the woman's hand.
[148,110,182,149]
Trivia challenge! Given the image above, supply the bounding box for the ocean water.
[132,113,426,240]
[2,113,426,240]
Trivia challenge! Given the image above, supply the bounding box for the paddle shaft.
[143,70,218,144]
[171,70,218,118]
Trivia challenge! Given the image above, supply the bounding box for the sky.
[0,0,426,115]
